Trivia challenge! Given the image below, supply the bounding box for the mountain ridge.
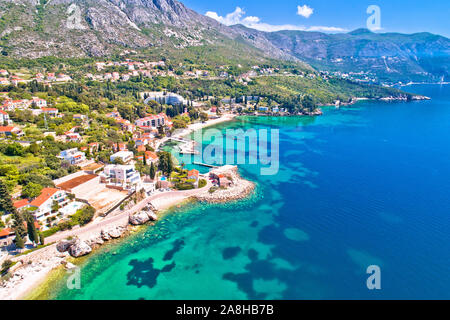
[0,0,449,82]
[0,0,296,62]
[231,25,450,82]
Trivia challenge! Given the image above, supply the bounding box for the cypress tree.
[167,153,173,177]
[26,215,38,245]
[39,232,45,246]
[14,230,24,249]
[0,180,15,214]
[149,162,156,180]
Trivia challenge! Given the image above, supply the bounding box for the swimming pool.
[59,201,86,216]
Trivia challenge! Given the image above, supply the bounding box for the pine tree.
[12,210,27,238]
[14,230,24,249]
[0,180,15,214]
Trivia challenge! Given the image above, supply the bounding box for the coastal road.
[46,187,207,244]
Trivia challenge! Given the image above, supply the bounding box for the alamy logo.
[66,4,86,30]
[366,5,381,31]
[175,128,280,176]
[366,265,381,290]
[66,265,81,290]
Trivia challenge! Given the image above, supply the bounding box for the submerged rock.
[65,262,77,270]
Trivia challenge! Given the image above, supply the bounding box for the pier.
[168,137,191,143]
[193,162,219,168]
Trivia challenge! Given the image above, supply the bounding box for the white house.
[100,164,142,191]
[0,110,12,125]
[65,132,82,142]
[32,97,47,108]
[29,188,69,224]
[41,107,58,117]
[0,78,10,85]
[56,74,72,82]
[110,151,134,164]
[143,92,186,106]
[0,126,24,137]
[60,148,86,165]
[135,113,171,129]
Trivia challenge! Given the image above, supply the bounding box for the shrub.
[175,183,195,190]
[198,179,207,188]
[1,260,14,275]
[42,227,59,237]
[209,187,218,194]
[71,205,95,226]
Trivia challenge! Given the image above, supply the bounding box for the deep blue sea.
[53,84,450,300]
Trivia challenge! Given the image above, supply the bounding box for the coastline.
[3,86,440,300]
[1,113,250,300]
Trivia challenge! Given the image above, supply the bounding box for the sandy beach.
[185,113,237,132]
[155,113,237,151]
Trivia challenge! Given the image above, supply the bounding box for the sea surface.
[52,84,450,300]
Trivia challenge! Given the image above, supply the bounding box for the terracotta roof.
[145,151,158,160]
[188,169,199,177]
[0,126,15,132]
[29,188,60,207]
[0,228,13,237]
[57,174,97,191]
[13,199,30,209]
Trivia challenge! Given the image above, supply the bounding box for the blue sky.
[182,0,450,37]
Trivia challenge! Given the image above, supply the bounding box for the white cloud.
[205,7,245,26]
[205,6,346,33]
[242,16,260,23]
[308,26,347,32]
[297,4,314,18]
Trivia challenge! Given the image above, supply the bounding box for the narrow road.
[46,187,206,243]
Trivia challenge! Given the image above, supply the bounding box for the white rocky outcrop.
[56,239,77,253]
[101,226,125,240]
[129,210,157,225]
[68,239,92,258]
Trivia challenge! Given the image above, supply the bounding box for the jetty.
[193,162,219,168]
[167,137,190,143]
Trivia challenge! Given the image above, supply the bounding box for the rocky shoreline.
[0,208,159,299]
[196,166,256,203]
[0,165,256,299]
[55,209,158,258]
[320,94,431,108]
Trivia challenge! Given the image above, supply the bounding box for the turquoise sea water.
[53,84,450,300]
